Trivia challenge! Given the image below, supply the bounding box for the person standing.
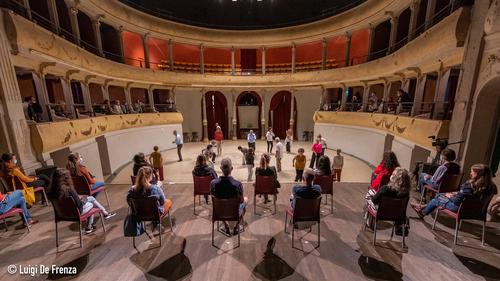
[172,130,183,162]
[149,146,164,181]
[293,148,306,182]
[246,148,255,182]
[285,129,293,153]
[275,138,284,172]
[309,138,323,169]
[318,134,327,156]
[266,127,275,154]
[238,146,249,165]
[332,149,344,182]
[247,130,256,151]
[214,126,224,157]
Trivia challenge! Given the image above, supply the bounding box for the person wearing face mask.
[66,153,105,196]
[1,153,50,206]
[417,148,461,193]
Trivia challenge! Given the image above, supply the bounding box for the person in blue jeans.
[412,164,497,217]
[417,148,460,192]
[0,190,38,226]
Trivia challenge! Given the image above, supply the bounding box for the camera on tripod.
[429,135,449,150]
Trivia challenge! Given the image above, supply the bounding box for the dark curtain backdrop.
[268,91,297,139]
[204,91,228,140]
[241,49,257,72]
[236,92,262,139]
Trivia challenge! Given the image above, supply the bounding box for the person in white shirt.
[172,130,183,161]
[285,129,293,153]
[266,127,275,154]
[275,138,284,172]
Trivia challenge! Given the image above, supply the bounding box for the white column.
[124,87,132,105]
[362,82,370,111]
[408,0,421,41]
[48,0,60,31]
[261,47,266,75]
[291,43,296,73]
[232,90,237,140]
[340,85,347,109]
[168,39,174,70]
[389,16,399,53]
[201,89,208,142]
[93,18,103,56]
[147,87,154,111]
[199,44,205,74]
[345,32,352,66]
[117,27,125,63]
[69,6,81,45]
[319,86,326,109]
[31,72,50,120]
[425,0,437,30]
[322,38,328,70]
[142,34,150,68]
[411,75,427,116]
[81,82,92,111]
[231,47,236,75]
[22,0,32,20]
[289,89,295,132]
[102,84,110,101]
[260,91,266,140]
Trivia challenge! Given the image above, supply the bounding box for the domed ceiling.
[120,0,367,30]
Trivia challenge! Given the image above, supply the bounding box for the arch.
[236,91,262,139]
[77,11,99,55]
[395,8,411,51]
[203,91,228,140]
[268,91,297,139]
[370,20,391,60]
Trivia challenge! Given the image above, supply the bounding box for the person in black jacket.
[192,154,218,203]
[48,168,115,234]
[133,153,159,183]
[413,164,498,218]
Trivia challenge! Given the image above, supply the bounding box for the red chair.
[128,196,173,247]
[285,196,322,249]
[193,175,213,215]
[211,196,244,249]
[313,175,334,214]
[432,194,495,245]
[50,196,105,249]
[3,175,49,206]
[0,208,31,233]
[364,196,410,248]
[72,175,110,207]
[254,175,278,215]
[419,173,462,204]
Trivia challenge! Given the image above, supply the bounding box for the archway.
[203,91,228,140]
[236,91,262,139]
[268,91,297,139]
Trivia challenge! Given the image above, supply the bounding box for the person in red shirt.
[66,153,105,197]
[214,126,224,157]
[370,151,400,192]
[309,138,323,169]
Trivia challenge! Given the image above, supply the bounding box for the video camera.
[428,136,449,150]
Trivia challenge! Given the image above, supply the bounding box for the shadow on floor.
[252,237,295,280]
[455,254,500,281]
[358,254,403,281]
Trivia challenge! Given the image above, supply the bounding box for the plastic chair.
[419,173,462,204]
[50,196,105,249]
[72,175,110,207]
[3,175,49,206]
[211,196,244,249]
[193,175,213,215]
[313,175,334,214]
[254,175,278,215]
[0,208,30,233]
[285,196,322,249]
[432,194,495,245]
[128,196,174,247]
[364,195,410,248]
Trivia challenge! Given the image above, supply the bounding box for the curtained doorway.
[236,91,261,139]
[268,91,297,139]
[203,91,228,140]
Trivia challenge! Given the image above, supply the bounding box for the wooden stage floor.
[0,182,499,281]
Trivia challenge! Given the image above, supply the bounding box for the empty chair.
[254,175,278,215]
[50,196,105,249]
[211,196,244,249]
[128,196,174,247]
[72,174,110,207]
[364,196,410,248]
[193,175,213,215]
[419,173,462,204]
[313,175,334,214]
[432,194,495,245]
[285,196,322,249]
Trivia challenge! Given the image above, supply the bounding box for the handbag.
[123,213,145,237]
[21,187,36,206]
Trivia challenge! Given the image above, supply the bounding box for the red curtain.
[241,49,257,72]
[268,91,297,139]
[205,91,228,140]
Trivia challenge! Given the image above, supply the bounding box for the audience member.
[127,167,171,230]
[246,148,255,182]
[266,127,275,154]
[275,138,284,172]
[210,158,247,235]
[247,130,256,151]
[396,89,412,113]
[368,93,378,112]
[316,155,332,176]
[149,146,164,181]
[309,138,323,169]
[370,152,400,192]
[192,154,218,203]
[417,148,461,193]
[412,164,497,218]
[133,99,144,113]
[291,168,321,208]
[111,100,124,115]
[255,153,279,204]
[50,168,115,234]
[132,153,159,183]
[67,153,105,197]
[332,149,344,181]
[293,148,306,182]
[285,129,293,153]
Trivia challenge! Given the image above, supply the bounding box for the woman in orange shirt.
[66,153,105,197]
[214,126,224,157]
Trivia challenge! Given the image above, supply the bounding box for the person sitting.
[291,168,321,209]
[371,151,400,192]
[315,155,332,176]
[132,153,159,183]
[412,164,497,218]
[66,153,104,197]
[417,148,461,193]
[0,189,38,227]
[49,168,115,234]
[255,153,279,204]
[110,100,124,115]
[210,158,247,235]
[192,154,218,204]
[1,153,50,206]
[127,166,172,229]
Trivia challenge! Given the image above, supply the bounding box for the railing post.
[322,38,328,70]
[142,33,150,68]
[261,47,266,75]
[345,32,352,66]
